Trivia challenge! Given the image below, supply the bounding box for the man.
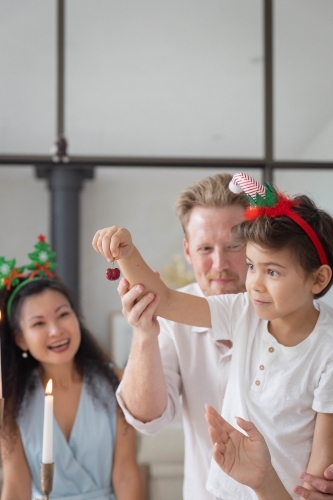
[115,172,333,500]
[116,173,248,500]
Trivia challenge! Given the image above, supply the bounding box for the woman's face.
[15,289,81,367]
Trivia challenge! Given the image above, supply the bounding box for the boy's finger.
[92,230,102,253]
[206,413,229,446]
[206,405,235,436]
[212,443,226,469]
[101,232,114,261]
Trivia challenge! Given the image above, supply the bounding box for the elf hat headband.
[0,235,57,318]
[229,172,328,266]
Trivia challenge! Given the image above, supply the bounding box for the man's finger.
[294,483,333,498]
[298,472,333,495]
[324,466,333,481]
[117,277,130,297]
[120,285,145,313]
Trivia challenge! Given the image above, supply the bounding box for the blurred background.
[1,0,333,350]
[2,2,333,498]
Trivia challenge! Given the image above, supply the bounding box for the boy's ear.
[312,265,332,294]
[14,332,28,351]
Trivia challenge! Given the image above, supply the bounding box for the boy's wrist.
[254,465,292,500]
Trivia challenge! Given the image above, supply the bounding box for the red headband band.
[244,194,328,266]
[229,172,328,266]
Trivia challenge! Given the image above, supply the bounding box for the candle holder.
[0,398,5,428]
[40,462,54,500]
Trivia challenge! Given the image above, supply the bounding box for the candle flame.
[45,379,53,395]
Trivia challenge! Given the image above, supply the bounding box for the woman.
[0,273,144,500]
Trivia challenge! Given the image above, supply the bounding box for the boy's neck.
[268,304,320,347]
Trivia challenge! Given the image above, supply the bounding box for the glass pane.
[274,0,333,161]
[0,1,56,154]
[67,0,263,158]
[0,167,48,263]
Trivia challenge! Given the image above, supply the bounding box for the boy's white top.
[206,292,333,500]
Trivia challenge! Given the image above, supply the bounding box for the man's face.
[183,205,247,296]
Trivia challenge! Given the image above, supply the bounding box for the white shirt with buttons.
[117,282,231,500]
[206,292,333,500]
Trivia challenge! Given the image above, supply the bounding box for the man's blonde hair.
[175,173,249,235]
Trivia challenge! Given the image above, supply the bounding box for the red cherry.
[106,267,121,281]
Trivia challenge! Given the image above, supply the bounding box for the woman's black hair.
[0,276,119,442]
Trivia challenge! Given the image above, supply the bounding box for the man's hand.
[92,226,134,262]
[118,277,160,339]
[294,467,333,498]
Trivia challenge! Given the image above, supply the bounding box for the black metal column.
[49,168,81,303]
[264,0,274,183]
[36,165,94,305]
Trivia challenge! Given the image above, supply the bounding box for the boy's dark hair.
[234,194,333,298]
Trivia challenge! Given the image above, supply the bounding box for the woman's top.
[17,370,117,500]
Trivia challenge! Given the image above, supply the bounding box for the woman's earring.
[22,351,28,359]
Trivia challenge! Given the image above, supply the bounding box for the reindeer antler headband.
[229,172,328,266]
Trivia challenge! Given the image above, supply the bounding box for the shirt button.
[255,380,260,386]
[268,347,274,353]
[260,365,265,370]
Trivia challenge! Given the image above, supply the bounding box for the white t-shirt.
[117,282,232,500]
[206,292,333,500]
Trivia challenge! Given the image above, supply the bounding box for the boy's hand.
[205,405,272,491]
[92,226,134,262]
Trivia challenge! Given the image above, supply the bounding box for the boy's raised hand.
[92,226,134,262]
[205,405,272,491]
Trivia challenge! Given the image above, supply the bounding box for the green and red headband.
[0,235,57,318]
[229,172,328,266]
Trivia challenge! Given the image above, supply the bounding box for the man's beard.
[203,272,245,296]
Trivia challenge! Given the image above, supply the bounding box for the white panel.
[274,0,333,160]
[0,167,48,263]
[0,1,56,154]
[66,0,263,158]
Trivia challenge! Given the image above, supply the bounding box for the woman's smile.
[47,338,70,353]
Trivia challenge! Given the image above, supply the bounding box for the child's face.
[15,289,81,367]
[245,242,316,322]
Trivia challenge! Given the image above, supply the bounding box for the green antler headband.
[0,235,57,318]
[229,172,328,266]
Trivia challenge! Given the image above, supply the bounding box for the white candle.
[0,310,2,398]
[42,379,53,464]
